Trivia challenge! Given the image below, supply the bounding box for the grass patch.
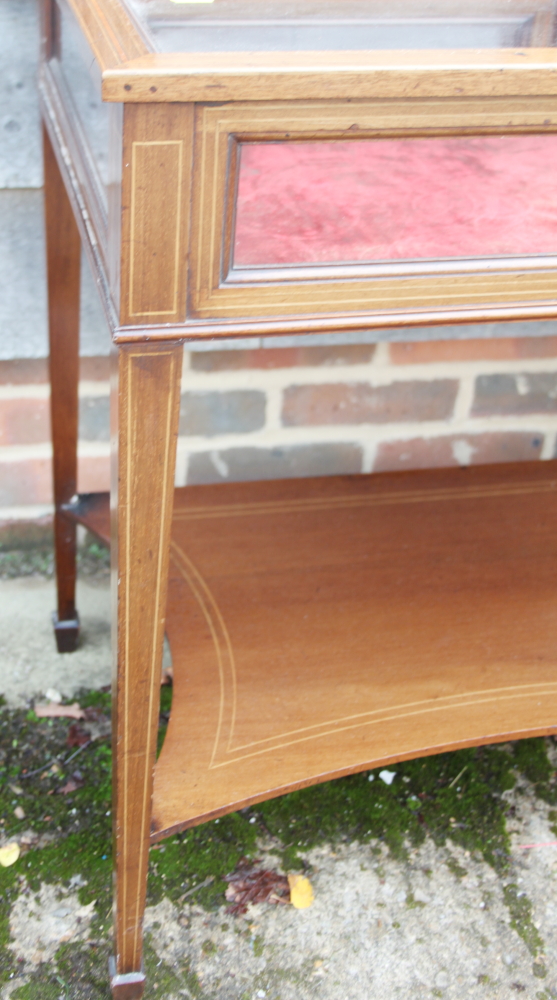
[0,534,109,581]
[2,688,557,993]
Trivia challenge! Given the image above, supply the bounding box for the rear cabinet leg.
[43,125,81,652]
[111,343,182,998]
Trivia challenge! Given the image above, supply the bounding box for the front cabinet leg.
[111,343,182,998]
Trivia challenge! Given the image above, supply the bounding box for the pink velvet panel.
[233,136,557,267]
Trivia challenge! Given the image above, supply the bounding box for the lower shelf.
[63,462,557,840]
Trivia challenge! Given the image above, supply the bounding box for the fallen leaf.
[66,724,90,748]
[288,874,314,909]
[35,703,85,720]
[9,784,23,795]
[224,858,290,915]
[57,773,85,795]
[13,806,25,821]
[0,843,20,867]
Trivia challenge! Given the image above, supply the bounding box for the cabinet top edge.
[100,47,557,102]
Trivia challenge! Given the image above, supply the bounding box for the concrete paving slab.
[0,575,111,705]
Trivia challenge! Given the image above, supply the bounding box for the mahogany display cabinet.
[39,0,557,994]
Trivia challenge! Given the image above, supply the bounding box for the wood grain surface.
[148,460,557,838]
[111,343,182,978]
[63,459,557,839]
[62,0,149,72]
[120,103,193,326]
[102,48,557,104]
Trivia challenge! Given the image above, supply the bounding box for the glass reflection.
[123,0,557,53]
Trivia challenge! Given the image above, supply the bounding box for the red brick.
[0,455,110,507]
[472,373,557,416]
[374,432,544,473]
[187,442,362,484]
[282,380,458,426]
[190,344,375,372]
[0,356,110,386]
[0,398,50,445]
[389,336,557,364]
[179,390,265,436]
[0,458,53,506]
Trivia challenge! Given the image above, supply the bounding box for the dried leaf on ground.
[35,703,85,720]
[57,771,85,795]
[0,842,20,867]
[66,723,91,748]
[224,858,290,915]
[13,806,25,820]
[288,873,314,909]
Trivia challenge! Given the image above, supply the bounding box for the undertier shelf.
[63,462,557,839]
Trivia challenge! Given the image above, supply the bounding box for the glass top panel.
[57,1,110,201]
[123,0,557,53]
[232,135,557,267]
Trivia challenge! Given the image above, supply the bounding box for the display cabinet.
[39,0,557,994]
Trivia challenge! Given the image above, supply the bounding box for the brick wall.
[2,332,557,525]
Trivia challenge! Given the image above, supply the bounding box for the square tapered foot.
[52,612,80,653]
[109,957,145,1000]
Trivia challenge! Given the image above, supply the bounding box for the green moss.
[533,962,548,979]
[147,811,259,909]
[10,939,204,1000]
[3,694,557,993]
[503,883,544,957]
[405,892,426,909]
[512,739,557,804]
[255,744,517,871]
[0,866,19,986]
[252,935,265,957]
[445,857,467,879]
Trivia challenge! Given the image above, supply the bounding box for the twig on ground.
[19,739,93,779]
[177,875,215,903]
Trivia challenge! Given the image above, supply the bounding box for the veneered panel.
[120,102,193,325]
[152,461,557,835]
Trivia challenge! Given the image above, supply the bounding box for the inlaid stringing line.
[121,350,131,964]
[209,686,557,769]
[226,681,557,755]
[170,536,557,770]
[170,543,238,765]
[133,350,177,966]
[120,350,178,968]
[172,480,557,522]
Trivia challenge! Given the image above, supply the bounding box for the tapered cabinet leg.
[43,125,81,652]
[111,343,182,999]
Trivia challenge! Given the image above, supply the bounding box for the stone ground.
[1,574,557,1000]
